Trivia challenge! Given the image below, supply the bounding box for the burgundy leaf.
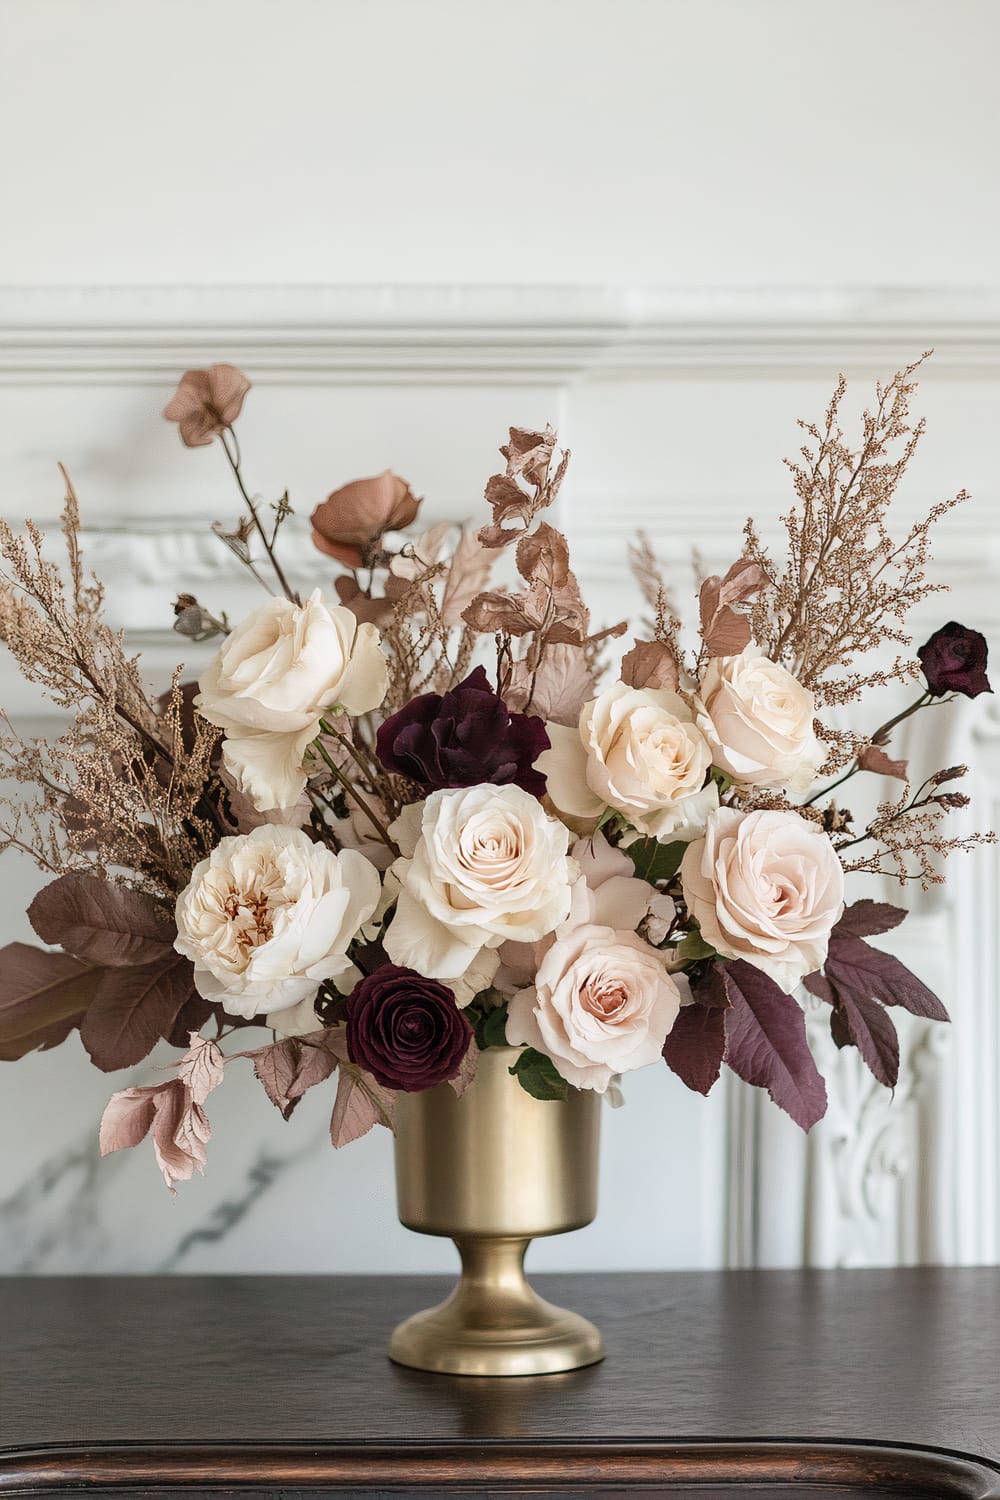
[330,1065,396,1148]
[836,990,900,1089]
[662,1004,726,1095]
[0,942,104,1054]
[824,935,949,1022]
[28,875,175,969]
[80,955,196,1072]
[721,961,828,1131]
[164,993,215,1049]
[832,900,908,939]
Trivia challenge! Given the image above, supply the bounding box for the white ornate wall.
[1,285,998,1272]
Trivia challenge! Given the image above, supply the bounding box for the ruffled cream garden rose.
[506,923,683,1093]
[196,590,388,812]
[680,807,844,992]
[383,784,576,980]
[174,825,380,1020]
[538,681,716,840]
[697,647,819,792]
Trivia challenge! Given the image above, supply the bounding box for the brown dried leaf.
[28,874,175,969]
[462,590,535,637]
[80,954,196,1072]
[857,743,909,782]
[699,557,770,659]
[516,523,571,589]
[501,425,556,485]
[620,639,680,692]
[242,1028,343,1120]
[333,575,394,626]
[0,942,104,1057]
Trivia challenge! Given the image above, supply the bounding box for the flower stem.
[218,429,299,603]
[313,730,399,857]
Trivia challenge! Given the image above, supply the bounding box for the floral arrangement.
[0,358,993,1191]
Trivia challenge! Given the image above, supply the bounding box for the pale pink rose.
[697,647,819,793]
[538,682,716,840]
[506,923,683,1093]
[383,785,576,980]
[680,808,844,992]
[196,590,387,811]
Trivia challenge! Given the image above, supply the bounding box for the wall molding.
[2,284,1000,382]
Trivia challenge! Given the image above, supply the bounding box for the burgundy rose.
[375,666,550,797]
[918,622,992,699]
[346,965,473,1092]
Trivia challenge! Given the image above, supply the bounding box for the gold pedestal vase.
[390,1045,604,1377]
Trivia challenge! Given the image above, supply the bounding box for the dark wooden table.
[1,1270,998,1497]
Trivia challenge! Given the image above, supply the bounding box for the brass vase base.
[389,1234,605,1377]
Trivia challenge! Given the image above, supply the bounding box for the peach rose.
[680,808,844,992]
[538,682,716,840]
[506,923,683,1093]
[697,647,819,793]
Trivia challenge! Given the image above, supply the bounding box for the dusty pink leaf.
[506,644,595,726]
[716,557,771,607]
[28,874,175,969]
[150,1082,211,1194]
[176,1033,226,1105]
[699,558,769,659]
[447,1040,480,1097]
[516,522,571,589]
[440,529,500,626]
[620,639,680,692]
[721,961,828,1131]
[333,575,394,626]
[703,604,752,658]
[662,1004,726,1095]
[330,1065,396,1148]
[857,743,909,781]
[99,1086,159,1155]
[241,1029,343,1120]
[0,942,104,1052]
[80,955,196,1072]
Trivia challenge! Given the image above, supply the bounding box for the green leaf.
[477,1001,510,1050]
[708,766,733,794]
[595,807,622,834]
[676,927,719,964]
[625,838,686,885]
[508,1047,570,1102]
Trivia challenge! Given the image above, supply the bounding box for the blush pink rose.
[506,923,682,1093]
[680,807,844,992]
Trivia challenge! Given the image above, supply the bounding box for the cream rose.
[538,682,716,840]
[680,807,844,992]
[506,923,683,1093]
[196,590,388,812]
[697,647,819,792]
[174,825,381,1020]
[383,784,576,980]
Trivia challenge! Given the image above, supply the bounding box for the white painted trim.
[2,284,1000,380]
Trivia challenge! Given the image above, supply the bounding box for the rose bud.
[375,665,550,798]
[917,622,992,699]
[345,965,473,1092]
[310,471,421,568]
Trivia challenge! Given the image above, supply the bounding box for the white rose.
[196,589,388,811]
[538,682,716,840]
[174,825,381,1019]
[697,647,819,792]
[680,807,844,992]
[506,923,683,1093]
[383,784,576,980]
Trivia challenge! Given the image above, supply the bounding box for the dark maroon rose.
[346,965,473,1092]
[918,622,992,699]
[375,665,550,797]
